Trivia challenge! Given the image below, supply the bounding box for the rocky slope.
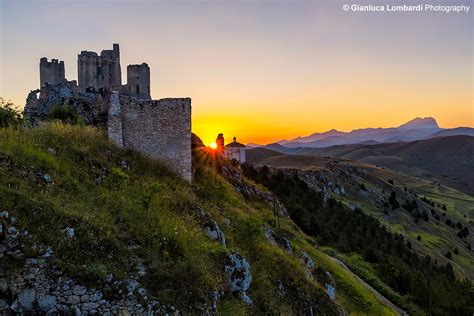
[246,152,474,280]
[0,123,398,315]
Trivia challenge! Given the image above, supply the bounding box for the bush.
[108,167,129,187]
[83,263,108,286]
[0,98,23,128]
[47,104,83,124]
[388,191,399,209]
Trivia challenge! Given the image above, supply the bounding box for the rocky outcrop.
[295,169,347,204]
[204,220,226,248]
[262,226,277,245]
[301,251,315,270]
[224,252,252,305]
[314,267,337,301]
[222,165,288,217]
[198,208,226,248]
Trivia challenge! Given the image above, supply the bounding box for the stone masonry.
[40,58,66,88]
[108,92,192,182]
[78,44,122,93]
[125,63,151,100]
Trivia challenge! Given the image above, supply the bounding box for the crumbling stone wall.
[107,92,192,182]
[24,81,107,127]
[107,92,123,147]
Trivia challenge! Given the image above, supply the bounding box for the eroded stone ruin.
[24,44,192,182]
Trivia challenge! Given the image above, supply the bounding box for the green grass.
[0,123,402,314]
[340,253,423,315]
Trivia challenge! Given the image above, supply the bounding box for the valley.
[247,148,474,280]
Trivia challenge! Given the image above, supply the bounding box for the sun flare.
[209,142,218,149]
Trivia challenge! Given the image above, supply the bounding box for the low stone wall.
[107,93,192,182]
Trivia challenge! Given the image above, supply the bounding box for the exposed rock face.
[62,227,75,239]
[262,226,277,245]
[314,267,337,301]
[281,238,293,254]
[198,208,226,247]
[295,168,347,205]
[204,220,226,247]
[222,165,288,217]
[224,252,252,305]
[301,251,315,270]
[326,284,336,301]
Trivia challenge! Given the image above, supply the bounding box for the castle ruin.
[25,44,191,182]
[40,58,66,88]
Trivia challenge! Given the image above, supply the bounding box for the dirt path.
[327,256,408,316]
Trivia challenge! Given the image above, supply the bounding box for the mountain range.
[253,117,474,149]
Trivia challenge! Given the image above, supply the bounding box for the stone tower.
[99,44,122,90]
[39,58,65,88]
[77,44,121,92]
[126,63,151,100]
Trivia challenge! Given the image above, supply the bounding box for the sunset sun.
[209,142,218,149]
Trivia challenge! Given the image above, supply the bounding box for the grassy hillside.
[242,163,474,315]
[0,123,399,314]
[246,152,474,280]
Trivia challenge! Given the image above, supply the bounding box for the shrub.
[83,263,108,286]
[0,97,23,128]
[388,191,399,209]
[47,104,83,124]
[109,167,129,186]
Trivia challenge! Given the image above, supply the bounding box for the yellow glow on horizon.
[209,142,218,149]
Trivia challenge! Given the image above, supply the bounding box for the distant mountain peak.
[398,117,439,129]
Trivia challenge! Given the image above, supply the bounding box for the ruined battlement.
[78,44,121,93]
[40,57,65,88]
[126,63,151,100]
[40,57,63,64]
[79,51,98,57]
[26,44,193,182]
[40,44,151,98]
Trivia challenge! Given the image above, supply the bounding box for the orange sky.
[1,1,472,146]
